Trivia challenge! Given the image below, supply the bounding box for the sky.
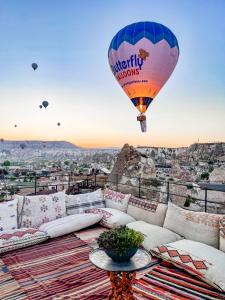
[0,0,225,148]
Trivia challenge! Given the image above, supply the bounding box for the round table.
[89,248,152,300]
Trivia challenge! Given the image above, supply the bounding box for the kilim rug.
[1,234,110,299]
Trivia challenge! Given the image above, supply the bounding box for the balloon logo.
[108,21,179,132]
[31,63,38,71]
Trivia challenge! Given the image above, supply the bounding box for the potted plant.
[97,226,144,262]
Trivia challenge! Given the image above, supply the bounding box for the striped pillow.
[0,228,49,253]
[65,189,105,215]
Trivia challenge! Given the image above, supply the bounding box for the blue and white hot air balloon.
[108,21,179,132]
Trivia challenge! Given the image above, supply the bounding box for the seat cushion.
[0,228,49,253]
[127,196,167,226]
[151,239,225,292]
[127,221,182,251]
[0,199,18,231]
[163,202,222,248]
[86,208,135,229]
[65,189,105,215]
[103,188,131,212]
[16,191,66,228]
[219,216,225,252]
[39,214,102,238]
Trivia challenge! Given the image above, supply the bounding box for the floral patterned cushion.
[0,199,18,231]
[86,207,135,229]
[103,188,131,212]
[219,216,225,252]
[163,202,222,248]
[16,191,66,228]
[0,228,49,253]
[151,239,225,292]
[65,189,105,215]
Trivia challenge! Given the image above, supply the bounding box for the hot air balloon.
[20,143,26,150]
[31,63,38,71]
[42,101,49,109]
[108,21,179,132]
[14,124,17,128]
[39,105,42,109]
[57,122,61,126]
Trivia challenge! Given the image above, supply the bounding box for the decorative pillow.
[0,228,49,253]
[39,214,102,238]
[127,196,167,226]
[86,208,135,229]
[151,239,225,292]
[127,221,182,251]
[65,189,105,215]
[163,202,221,248]
[103,188,131,212]
[219,216,225,252]
[0,199,18,231]
[16,191,66,228]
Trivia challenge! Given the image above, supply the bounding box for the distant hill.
[0,140,79,151]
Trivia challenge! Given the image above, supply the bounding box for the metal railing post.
[116,174,118,191]
[204,188,208,212]
[94,173,97,188]
[138,178,141,198]
[34,174,37,195]
[167,181,170,203]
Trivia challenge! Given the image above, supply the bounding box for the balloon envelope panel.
[108,22,179,113]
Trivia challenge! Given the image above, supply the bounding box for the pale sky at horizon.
[0,0,225,148]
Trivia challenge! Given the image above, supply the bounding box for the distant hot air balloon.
[31,63,38,71]
[20,143,26,150]
[42,101,49,109]
[108,21,179,132]
[57,122,61,126]
[14,124,17,128]
[39,105,42,109]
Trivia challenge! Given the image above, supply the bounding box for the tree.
[2,160,10,167]
[200,172,209,180]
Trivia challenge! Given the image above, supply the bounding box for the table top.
[89,248,152,272]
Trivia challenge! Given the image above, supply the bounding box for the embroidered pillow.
[163,202,221,248]
[0,199,18,231]
[16,191,66,228]
[219,216,225,252]
[151,239,225,292]
[127,196,167,226]
[0,228,49,253]
[86,208,135,229]
[103,188,131,212]
[65,189,105,215]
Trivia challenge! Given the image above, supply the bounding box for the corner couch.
[0,187,225,293]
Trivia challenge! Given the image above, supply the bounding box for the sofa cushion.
[39,214,102,238]
[86,208,135,228]
[127,196,167,226]
[103,188,131,212]
[0,199,18,231]
[219,216,225,252]
[65,189,105,215]
[17,191,66,228]
[0,228,48,253]
[151,239,225,292]
[127,221,182,251]
[163,202,221,248]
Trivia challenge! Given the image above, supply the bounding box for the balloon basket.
[137,114,147,132]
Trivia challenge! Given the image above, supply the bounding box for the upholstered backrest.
[103,188,131,212]
[219,216,225,252]
[163,202,222,248]
[127,196,167,226]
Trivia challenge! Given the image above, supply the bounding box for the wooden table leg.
[108,271,136,300]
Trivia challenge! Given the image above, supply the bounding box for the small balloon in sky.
[57,122,61,126]
[14,124,17,128]
[31,63,38,71]
[20,143,26,150]
[39,105,42,109]
[42,101,49,108]
[108,21,179,132]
